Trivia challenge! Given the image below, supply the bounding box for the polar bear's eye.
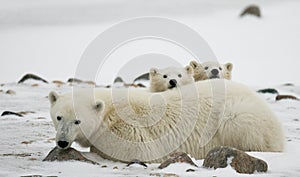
[178,74,182,78]
[219,67,222,70]
[74,120,81,125]
[204,66,209,70]
[163,75,168,78]
[57,116,62,121]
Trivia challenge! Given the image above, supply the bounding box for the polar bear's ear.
[94,100,105,113]
[189,60,198,69]
[49,91,59,105]
[185,65,194,75]
[150,68,158,76]
[225,63,233,71]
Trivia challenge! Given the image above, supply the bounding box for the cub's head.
[190,61,233,81]
[49,91,105,149]
[149,66,194,92]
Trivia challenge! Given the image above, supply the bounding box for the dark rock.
[276,95,299,101]
[137,83,146,88]
[203,146,268,174]
[31,83,39,87]
[162,174,179,177]
[2,153,32,157]
[21,141,33,144]
[1,111,23,117]
[67,78,96,85]
[186,169,196,172]
[18,73,48,84]
[124,83,146,88]
[18,111,35,115]
[6,89,16,95]
[1,111,35,117]
[134,73,149,82]
[149,173,179,177]
[52,80,65,85]
[43,147,98,164]
[114,77,124,83]
[283,83,294,86]
[126,159,148,167]
[67,78,83,83]
[158,152,198,169]
[84,81,96,85]
[21,176,57,177]
[240,5,261,18]
[257,88,279,94]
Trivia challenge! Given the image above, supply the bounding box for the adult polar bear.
[49,80,284,163]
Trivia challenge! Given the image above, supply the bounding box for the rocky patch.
[240,5,261,18]
[276,95,299,101]
[18,73,48,84]
[257,88,279,94]
[43,147,98,165]
[203,146,268,174]
[126,159,148,168]
[5,89,16,95]
[158,152,197,169]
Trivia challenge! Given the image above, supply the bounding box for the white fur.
[49,80,284,163]
[190,61,233,81]
[149,66,194,92]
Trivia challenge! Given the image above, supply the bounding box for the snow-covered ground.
[0,81,300,177]
[1,0,300,176]
[0,0,300,86]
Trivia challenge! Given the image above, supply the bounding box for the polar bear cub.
[190,61,233,81]
[149,65,194,92]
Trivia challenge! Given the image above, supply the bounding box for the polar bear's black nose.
[169,79,177,88]
[211,69,219,75]
[57,141,69,148]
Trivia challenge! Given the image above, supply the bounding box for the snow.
[0,81,300,177]
[1,0,300,176]
[1,0,300,86]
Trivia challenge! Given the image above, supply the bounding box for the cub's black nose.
[169,79,177,88]
[57,141,69,148]
[211,69,219,75]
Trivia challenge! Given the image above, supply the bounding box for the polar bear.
[149,65,194,92]
[49,80,284,163]
[190,61,233,81]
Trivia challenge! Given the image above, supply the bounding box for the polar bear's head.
[149,66,194,92]
[190,61,233,81]
[48,91,105,149]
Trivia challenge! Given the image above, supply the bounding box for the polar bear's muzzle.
[55,119,79,149]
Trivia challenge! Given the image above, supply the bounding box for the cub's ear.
[189,60,198,69]
[185,65,194,74]
[49,91,59,105]
[149,68,158,76]
[94,100,105,113]
[225,63,233,71]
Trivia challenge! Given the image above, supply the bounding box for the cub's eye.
[178,74,182,78]
[204,66,209,70]
[219,67,222,70]
[163,75,168,78]
[74,120,81,125]
[57,116,62,121]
